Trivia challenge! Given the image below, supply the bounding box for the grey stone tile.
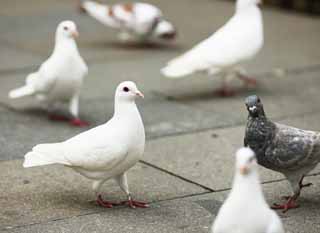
[0,159,206,229]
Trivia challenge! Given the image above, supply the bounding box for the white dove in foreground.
[161,0,263,96]
[211,148,284,233]
[9,21,89,127]
[78,0,176,42]
[23,81,148,208]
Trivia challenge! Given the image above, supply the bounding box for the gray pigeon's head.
[245,95,265,118]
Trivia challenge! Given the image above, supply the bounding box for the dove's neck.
[114,99,140,120]
[53,36,78,56]
[229,170,266,204]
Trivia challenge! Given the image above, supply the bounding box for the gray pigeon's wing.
[265,123,320,170]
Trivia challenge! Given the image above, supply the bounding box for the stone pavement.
[0,0,320,232]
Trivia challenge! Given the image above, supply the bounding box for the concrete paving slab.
[185,174,320,233]
[1,198,212,233]
[145,112,320,191]
[0,159,206,229]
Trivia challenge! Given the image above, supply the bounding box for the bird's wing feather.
[265,123,320,170]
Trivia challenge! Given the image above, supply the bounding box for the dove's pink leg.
[96,195,119,208]
[48,114,70,122]
[70,118,89,127]
[237,74,257,87]
[214,87,236,97]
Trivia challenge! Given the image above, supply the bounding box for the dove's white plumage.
[211,148,284,233]
[24,81,147,208]
[9,21,88,120]
[80,1,176,41]
[162,0,263,78]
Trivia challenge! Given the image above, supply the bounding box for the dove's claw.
[121,200,149,208]
[96,195,118,208]
[49,114,70,122]
[214,87,236,97]
[271,197,299,213]
[70,118,89,127]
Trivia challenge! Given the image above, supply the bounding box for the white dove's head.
[115,81,144,102]
[235,147,257,176]
[56,21,79,39]
[153,20,177,40]
[236,0,262,9]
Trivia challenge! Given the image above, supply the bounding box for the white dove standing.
[161,0,263,96]
[212,148,284,233]
[9,21,89,126]
[78,0,176,42]
[23,81,148,208]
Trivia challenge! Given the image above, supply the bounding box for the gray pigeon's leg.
[235,67,257,87]
[69,94,89,127]
[93,180,118,208]
[272,173,307,213]
[115,173,149,208]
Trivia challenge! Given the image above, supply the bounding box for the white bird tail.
[23,143,70,168]
[161,54,198,78]
[9,85,35,99]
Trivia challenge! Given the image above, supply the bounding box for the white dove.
[9,21,89,127]
[78,0,176,42]
[23,81,148,208]
[211,148,284,233]
[161,0,263,96]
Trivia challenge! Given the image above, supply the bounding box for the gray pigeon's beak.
[239,166,249,175]
[135,90,144,98]
[71,29,79,38]
[249,106,257,112]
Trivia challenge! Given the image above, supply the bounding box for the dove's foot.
[238,75,257,88]
[49,114,70,122]
[96,195,118,208]
[70,118,89,127]
[272,197,299,213]
[214,87,236,97]
[121,200,149,209]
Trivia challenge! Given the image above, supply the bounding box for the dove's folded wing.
[266,212,285,233]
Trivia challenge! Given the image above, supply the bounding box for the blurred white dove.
[23,81,147,208]
[78,0,176,42]
[9,21,89,127]
[212,148,284,233]
[161,0,263,96]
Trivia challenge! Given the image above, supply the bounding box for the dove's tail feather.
[161,55,198,78]
[23,143,71,168]
[9,85,35,99]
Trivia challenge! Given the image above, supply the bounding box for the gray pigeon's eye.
[63,26,68,31]
[123,87,129,92]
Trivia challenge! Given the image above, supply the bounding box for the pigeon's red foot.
[49,114,70,122]
[70,118,89,127]
[272,197,299,213]
[121,200,149,209]
[238,75,257,88]
[214,87,236,97]
[96,195,118,208]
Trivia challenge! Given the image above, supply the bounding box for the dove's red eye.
[123,87,129,92]
[63,26,68,31]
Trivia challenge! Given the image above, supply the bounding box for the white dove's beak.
[239,166,249,175]
[71,30,79,38]
[135,90,144,98]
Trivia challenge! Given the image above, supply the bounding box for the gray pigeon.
[244,95,320,212]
